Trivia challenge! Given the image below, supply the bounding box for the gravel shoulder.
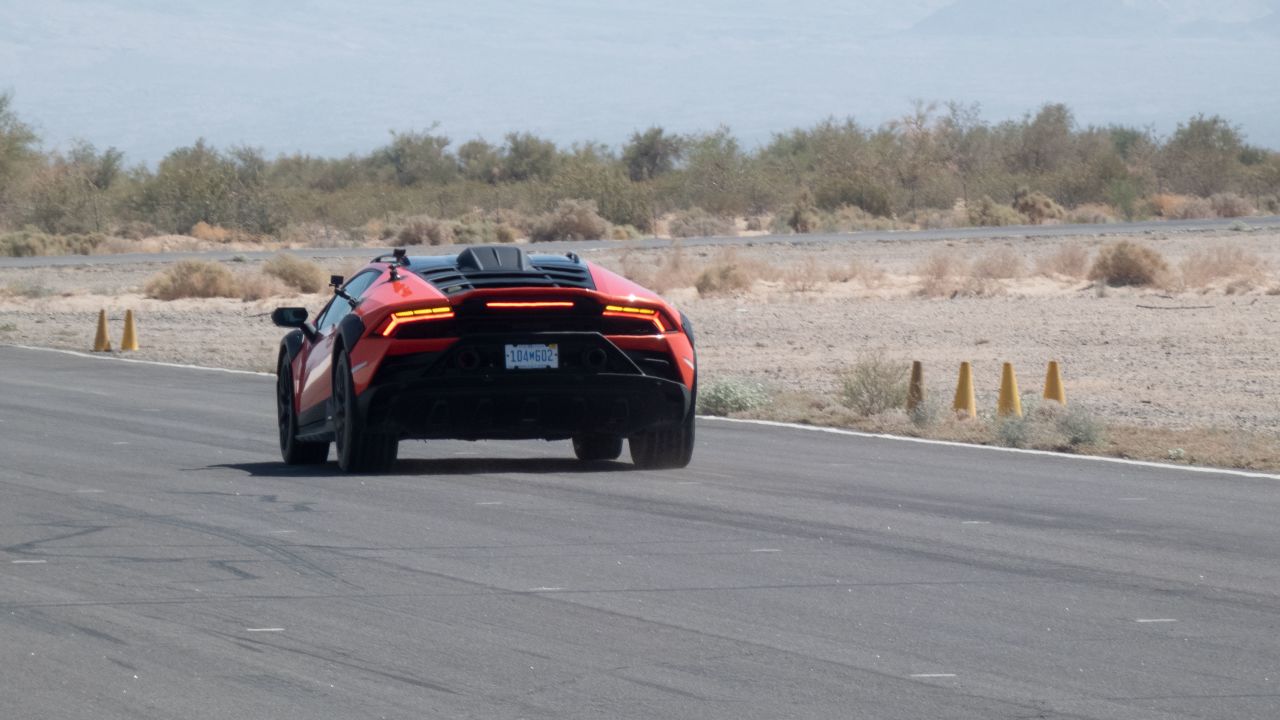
[2,226,1277,467]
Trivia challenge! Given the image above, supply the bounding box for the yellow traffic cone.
[952,362,976,419]
[93,309,112,352]
[121,309,139,351]
[1043,360,1065,405]
[998,362,1022,417]
[906,360,924,412]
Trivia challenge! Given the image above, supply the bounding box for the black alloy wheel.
[277,355,329,464]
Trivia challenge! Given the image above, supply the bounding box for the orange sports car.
[272,245,696,472]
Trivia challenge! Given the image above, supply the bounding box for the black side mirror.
[271,307,309,328]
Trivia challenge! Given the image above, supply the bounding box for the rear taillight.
[380,307,454,337]
[602,304,666,332]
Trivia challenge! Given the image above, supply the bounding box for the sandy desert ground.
[2,225,1277,468]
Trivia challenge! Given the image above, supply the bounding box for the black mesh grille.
[416,260,594,295]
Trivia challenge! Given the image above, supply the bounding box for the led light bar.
[485,301,576,309]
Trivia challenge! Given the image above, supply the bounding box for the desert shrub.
[1056,405,1103,447]
[1168,196,1214,220]
[2,280,54,298]
[1035,243,1090,278]
[262,252,326,293]
[784,202,820,234]
[116,220,159,240]
[995,416,1032,448]
[495,224,519,243]
[529,199,610,242]
[699,377,769,416]
[970,246,1024,279]
[827,258,886,287]
[1013,189,1066,224]
[813,176,892,216]
[0,229,106,257]
[1065,203,1117,224]
[904,207,960,229]
[1180,244,1265,288]
[668,207,734,238]
[144,260,239,300]
[236,271,289,301]
[819,206,902,233]
[839,354,908,416]
[782,257,823,292]
[968,196,1025,226]
[916,250,965,296]
[608,224,642,240]
[1209,193,1255,218]
[1088,240,1168,287]
[190,221,233,243]
[695,259,755,296]
[744,216,765,231]
[280,222,357,248]
[397,216,456,246]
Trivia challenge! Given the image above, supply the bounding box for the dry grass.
[737,389,1280,471]
[189,222,234,243]
[236,271,290,301]
[826,257,887,287]
[915,250,966,296]
[1035,243,1090,278]
[530,199,611,242]
[1088,241,1169,287]
[397,216,456,246]
[1180,244,1267,289]
[262,252,326,293]
[144,260,240,300]
[1066,203,1118,224]
[694,249,759,296]
[781,257,823,292]
[668,208,735,238]
[1013,190,1066,225]
[970,246,1024,279]
[1210,193,1256,218]
[616,246,699,294]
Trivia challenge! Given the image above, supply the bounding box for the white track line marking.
[476,501,503,506]
[10,345,1275,480]
[11,560,47,564]
[910,673,957,678]
[527,587,563,592]
[245,628,285,632]
[701,416,1280,481]
[6,344,273,377]
[961,521,991,525]
[1135,618,1178,623]
[750,548,781,553]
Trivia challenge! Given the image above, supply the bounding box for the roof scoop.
[456,245,531,272]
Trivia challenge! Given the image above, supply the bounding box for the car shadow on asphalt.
[209,458,633,477]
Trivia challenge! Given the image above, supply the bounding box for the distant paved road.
[2,216,1277,268]
[3,345,1280,718]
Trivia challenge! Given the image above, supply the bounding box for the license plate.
[504,343,558,369]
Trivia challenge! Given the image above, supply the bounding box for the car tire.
[572,434,624,462]
[333,351,398,473]
[629,397,695,470]
[277,354,329,465]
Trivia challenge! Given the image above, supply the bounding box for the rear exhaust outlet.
[456,348,481,370]
[583,347,608,371]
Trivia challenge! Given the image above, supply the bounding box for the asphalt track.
[3,345,1280,719]
[2,216,1278,268]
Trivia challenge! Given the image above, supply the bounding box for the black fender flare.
[280,329,306,366]
[337,314,367,357]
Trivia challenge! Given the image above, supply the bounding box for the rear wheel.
[277,355,328,465]
[333,351,398,473]
[572,434,623,462]
[629,403,695,470]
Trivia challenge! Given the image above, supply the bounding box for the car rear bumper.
[359,333,692,440]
